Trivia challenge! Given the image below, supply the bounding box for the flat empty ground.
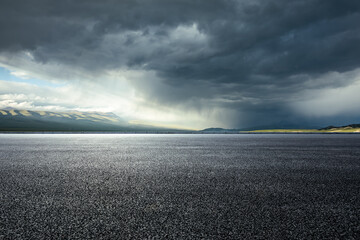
[0,134,359,239]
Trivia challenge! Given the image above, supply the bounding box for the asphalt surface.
[0,134,359,239]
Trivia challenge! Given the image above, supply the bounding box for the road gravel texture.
[0,134,359,239]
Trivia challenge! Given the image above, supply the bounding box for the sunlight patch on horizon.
[129,120,200,131]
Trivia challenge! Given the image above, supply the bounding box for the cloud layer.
[1,0,360,128]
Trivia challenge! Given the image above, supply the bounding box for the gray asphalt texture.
[0,134,359,239]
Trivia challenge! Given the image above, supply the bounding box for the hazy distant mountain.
[200,124,360,133]
[0,109,185,132]
[200,128,240,133]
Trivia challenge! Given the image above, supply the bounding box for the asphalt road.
[0,134,359,239]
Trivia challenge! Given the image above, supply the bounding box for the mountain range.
[1,108,359,133]
[0,108,185,132]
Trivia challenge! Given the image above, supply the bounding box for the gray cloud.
[1,0,360,128]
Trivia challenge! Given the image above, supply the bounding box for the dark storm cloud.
[1,0,360,128]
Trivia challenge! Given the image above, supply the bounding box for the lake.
[0,134,359,239]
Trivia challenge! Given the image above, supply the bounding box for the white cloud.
[0,24,230,129]
[0,76,228,129]
[0,29,228,130]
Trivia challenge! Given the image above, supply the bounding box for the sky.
[1,0,360,130]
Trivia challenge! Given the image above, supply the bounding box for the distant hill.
[246,124,360,133]
[200,128,240,133]
[317,124,360,132]
[0,109,187,132]
[200,124,360,133]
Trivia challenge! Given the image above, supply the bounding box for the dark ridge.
[200,128,240,132]
[319,124,360,130]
